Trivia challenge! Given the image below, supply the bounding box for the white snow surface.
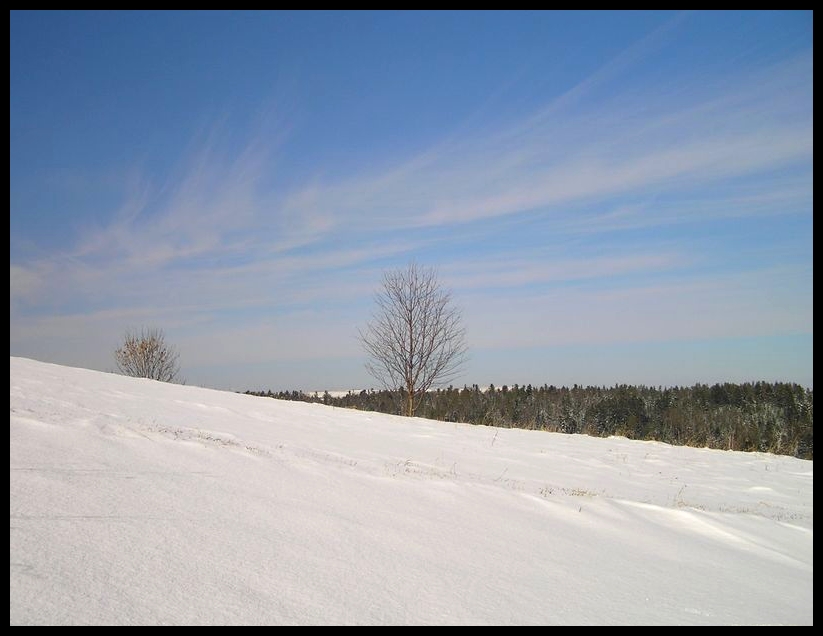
[9,357,813,625]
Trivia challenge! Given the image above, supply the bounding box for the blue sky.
[10,10,813,392]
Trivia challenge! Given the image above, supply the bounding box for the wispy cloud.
[283,51,811,235]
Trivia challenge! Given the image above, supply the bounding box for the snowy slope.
[9,357,813,625]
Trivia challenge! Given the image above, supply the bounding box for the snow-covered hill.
[10,357,813,625]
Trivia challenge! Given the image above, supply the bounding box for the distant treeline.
[243,382,813,460]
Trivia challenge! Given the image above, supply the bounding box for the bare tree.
[114,327,182,383]
[359,262,468,417]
